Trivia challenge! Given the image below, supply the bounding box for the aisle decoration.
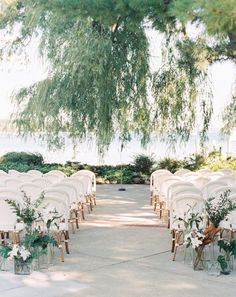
[0,192,58,274]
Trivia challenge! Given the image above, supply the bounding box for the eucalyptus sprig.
[6,191,45,227]
[175,203,203,231]
[206,189,236,227]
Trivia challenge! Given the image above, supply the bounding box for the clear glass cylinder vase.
[14,258,31,275]
[193,247,205,271]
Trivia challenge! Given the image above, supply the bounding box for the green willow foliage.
[0,0,235,150]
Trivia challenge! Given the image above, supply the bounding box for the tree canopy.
[0,0,235,151]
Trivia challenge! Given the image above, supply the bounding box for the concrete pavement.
[1,184,236,297]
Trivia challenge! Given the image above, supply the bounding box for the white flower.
[8,245,19,259]
[19,246,31,261]
[184,232,192,241]
[191,237,202,249]
[195,231,205,239]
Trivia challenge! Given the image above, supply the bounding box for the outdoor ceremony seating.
[0,169,96,266]
[150,168,236,264]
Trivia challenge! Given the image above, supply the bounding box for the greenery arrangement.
[6,191,44,230]
[217,239,236,274]
[0,192,59,274]
[178,192,236,272]
[205,190,236,227]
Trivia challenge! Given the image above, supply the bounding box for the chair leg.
[93,193,96,206]
[173,231,181,261]
[171,230,176,253]
[56,232,65,262]
[150,191,153,205]
[82,204,85,220]
[167,210,170,229]
[1,232,5,245]
[64,231,70,254]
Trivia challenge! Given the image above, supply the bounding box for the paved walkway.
[1,185,236,297]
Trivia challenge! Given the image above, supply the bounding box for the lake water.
[0,131,235,165]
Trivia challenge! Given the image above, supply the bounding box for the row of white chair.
[150,168,236,261]
[0,169,97,262]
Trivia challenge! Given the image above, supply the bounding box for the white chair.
[0,174,10,187]
[38,191,70,262]
[31,178,53,189]
[151,169,171,175]
[19,183,43,201]
[63,178,86,203]
[8,169,20,176]
[166,181,194,208]
[70,175,94,209]
[53,182,81,227]
[208,172,225,180]
[216,176,236,186]
[209,186,236,201]
[174,169,191,176]
[218,168,234,175]
[47,170,66,179]
[196,169,212,176]
[170,193,205,261]
[150,171,173,208]
[17,173,34,182]
[4,178,22,190]
[72,170,96,198]
[0,189,24,244]
[183,172,199,179]
[150,170,172,197]
[187,176,211,190]
[43,188,74,230]
[159,176,183,203]
[63,178,90,217]
[169,187,202,212]
[27,170,43,178]
[43,173,63,184]
[202,180,228,200]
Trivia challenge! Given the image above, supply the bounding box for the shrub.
[0,152,44,166]
[157,157,184,173]
[183,154,206,171]
[133,154,155,175]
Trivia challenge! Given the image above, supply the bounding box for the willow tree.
[0,0,235,151]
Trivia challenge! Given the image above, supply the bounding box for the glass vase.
[206,260,221,276]
[0,257,10,271]
[193,247,205,271]
[38,252,48,269]
[47,244,56,266]
[184,246,194,267]
[14,258,31,275]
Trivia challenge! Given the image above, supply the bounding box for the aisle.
[83,184,166,227]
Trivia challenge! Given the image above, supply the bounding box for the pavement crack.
[81,250,171,272]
